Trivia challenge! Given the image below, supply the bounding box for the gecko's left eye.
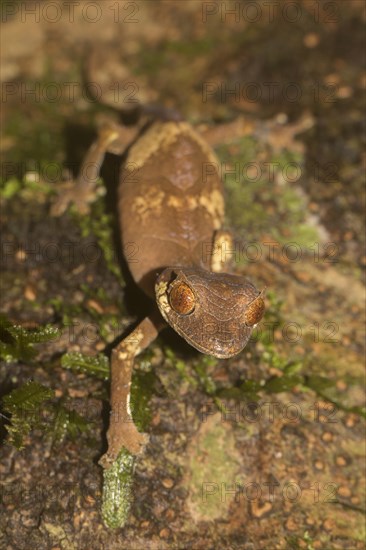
[169,282,196,315]
[243,294,265,326]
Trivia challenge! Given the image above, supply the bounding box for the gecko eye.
[169,282,196,315]
[244,295,265,326]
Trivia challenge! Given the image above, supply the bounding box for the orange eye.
[244,296,265,326]
[169,282,195,315]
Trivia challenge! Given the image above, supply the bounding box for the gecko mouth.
[178,316,254,359]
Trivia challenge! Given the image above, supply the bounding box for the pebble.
[324,73,340,85]
[295,271,311,283]
[151,412,161,426]
[336,380,347,391]
[337,86,353,99]
[250,501,272,518]
[285,517,297,531]
[321,431,333,442]
[24,285,36,301]
[87,299,104,314]
[159,528,170,538]
[323,518,335,531]
[162,478,174,489]
[338,485,351,498]
[335,455,347,467]
[343,335,351,346]
[68,387,88,398]
[343,230,354,241]
[345,415,356,427]
[303,32,320,48]
[16,249,27,262]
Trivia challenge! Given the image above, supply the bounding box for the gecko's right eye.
[169,282,196,315]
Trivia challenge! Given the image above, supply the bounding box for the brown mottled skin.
[52,118,265,467]
[119,121,224,295]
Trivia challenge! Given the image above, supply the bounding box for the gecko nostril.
[169,282,196,315]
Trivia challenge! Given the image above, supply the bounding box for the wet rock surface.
[1,1,365,548]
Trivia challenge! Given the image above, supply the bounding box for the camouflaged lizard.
[52,117,265,468]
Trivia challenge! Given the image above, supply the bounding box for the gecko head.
[155,267,265,359]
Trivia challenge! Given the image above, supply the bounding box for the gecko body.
[53,118,265,467]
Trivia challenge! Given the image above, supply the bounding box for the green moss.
[137,37,216,77]
[286,532,315,550]
[101,448,135,529]
[76,196,124,283]
[0,177,21,199]
[0,314,60,363]
[164,346,198,388]
[0,173,56,201]
[2,380,91,449]
[304,374,365,418]
[2,381,54,449]
[60,352,109,380]
[216,137,268,234]
[216,136,319,260]
[130,368,156,431]
[185,414,240,520]
[2,59,108,169]
[3,111,63,167]
[163,37,216,57]
[48,399,90,446]
[59,348,156,432]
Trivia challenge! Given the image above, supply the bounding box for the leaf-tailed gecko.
[52,117,265,468]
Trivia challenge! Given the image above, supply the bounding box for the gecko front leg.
[210,229,235,273]
[99,309,165,469]
[50,121,142,217]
